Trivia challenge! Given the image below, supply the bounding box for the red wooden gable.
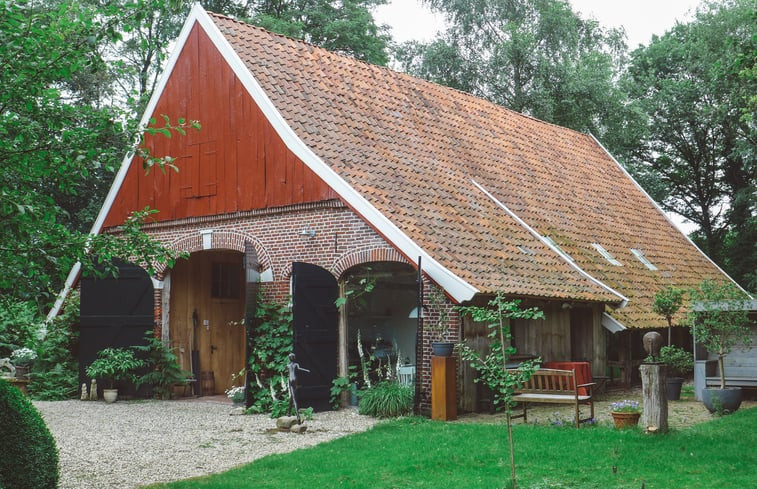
[103,24,337,228]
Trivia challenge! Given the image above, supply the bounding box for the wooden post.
[640,363,668,432]
[431,356,457,421]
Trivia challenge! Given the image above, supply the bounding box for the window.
[211,262,241,299]
[543,236,574,261]
[592,243,622,266]
[516,245,536,256]
[630,248,658,271]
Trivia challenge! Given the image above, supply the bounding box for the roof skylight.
[592,243,622,266]
[630,248,658,271]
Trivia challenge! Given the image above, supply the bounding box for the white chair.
[398,365,416,385]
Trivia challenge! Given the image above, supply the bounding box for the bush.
[133,331,190,399]
[29,292,79,400]
[658,345,694,377]
[0,379,59,489]
[0,299,40,358]
[359,381,413,418]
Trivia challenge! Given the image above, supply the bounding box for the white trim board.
[470,178,629,306]
[49,2,478,318]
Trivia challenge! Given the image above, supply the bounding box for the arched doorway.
[169,250,245,394]
[341,262,418,387]
[80,259,154,396]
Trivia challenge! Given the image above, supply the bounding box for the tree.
[653,286,685,345]
[625,0,756,290]
[0,1,190,310]
[456,293,544,489]
[688,280,752,390]
[248,0,391,65]
[394,0,631,142]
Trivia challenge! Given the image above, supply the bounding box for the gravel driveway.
[34,399,378,489]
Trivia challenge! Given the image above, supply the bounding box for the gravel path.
[34,399,378,489]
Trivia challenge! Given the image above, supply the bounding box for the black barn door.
[291,262,338,412]
[79,260,153,396]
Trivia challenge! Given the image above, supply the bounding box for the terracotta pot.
[611,411,640,429]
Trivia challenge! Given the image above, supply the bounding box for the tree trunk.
[719,353,726,389]
[640,364,668,432]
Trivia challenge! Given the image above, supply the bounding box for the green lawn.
[144,408,757,489]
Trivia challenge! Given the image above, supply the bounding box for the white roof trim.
[52,3,477,311]
[589,133,751,297]
[194,6,477,302]
[471,179,629,306]
[602,312,627,333]
[46,4,209,320]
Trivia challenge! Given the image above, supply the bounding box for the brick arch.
[331,247,410,279]
[154,230,273,278]
[278,262,338,281]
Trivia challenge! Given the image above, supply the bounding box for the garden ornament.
[643,331,663,362]
[89,379,98,401]
[81,383,88,401]
[287,353,310,423]
[0,358,15,378]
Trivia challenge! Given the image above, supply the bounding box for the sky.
[374,0,702,49]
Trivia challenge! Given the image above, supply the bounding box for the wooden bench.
[510,368,595,427]
[705,376,757,388]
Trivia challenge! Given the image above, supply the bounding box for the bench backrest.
[513,368,578,394]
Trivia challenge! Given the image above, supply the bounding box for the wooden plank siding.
[459,299,606,412]
[103,24,337,228]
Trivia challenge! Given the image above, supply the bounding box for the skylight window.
[543,236,574,261]
[592,243,622,266]
[630,248,658,271]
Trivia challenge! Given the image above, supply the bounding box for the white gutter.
[589,133,752,299]
[471,178,629,307]
[601,312,627,333]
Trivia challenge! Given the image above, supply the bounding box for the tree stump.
[640,364,668,433]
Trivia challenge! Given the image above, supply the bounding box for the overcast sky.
[375,0,702,49]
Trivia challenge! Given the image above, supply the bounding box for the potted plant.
[689,280,753,414]
[610,400,641,429]
[10,347,37,378]
[85,347,144,403]
[225,385,245,406]
[657,345,693,400]
[426,287,453,356]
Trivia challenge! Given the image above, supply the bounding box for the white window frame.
[630,248,658,271]
[592,243,622,266]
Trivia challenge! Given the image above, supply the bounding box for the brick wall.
[118,199,461,411]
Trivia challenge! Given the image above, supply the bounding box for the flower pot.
[701,387,742,414]
[611,411,640,429]
[14,365,30,379]
[431,341,455,357]
[103,388,119,404]
[666,377,684,401]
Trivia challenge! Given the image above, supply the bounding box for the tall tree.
[0,0,186,309]
[625,0,756,290]
[394,0,631,142]
[248,0,391,65]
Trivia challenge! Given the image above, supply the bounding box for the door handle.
[211,345,218,353]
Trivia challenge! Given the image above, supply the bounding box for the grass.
[143,408,757,489]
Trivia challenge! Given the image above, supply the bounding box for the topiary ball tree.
[0,379,59,489]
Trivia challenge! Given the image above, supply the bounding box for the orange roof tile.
[208,13,731,328]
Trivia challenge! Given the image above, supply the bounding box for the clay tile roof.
[208,13,732,328]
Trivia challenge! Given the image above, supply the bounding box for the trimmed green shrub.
[359,381,413,418]
[0,379,59,489]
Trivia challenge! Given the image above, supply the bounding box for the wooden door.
[169,250,245,394]
[292,262,338,411]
